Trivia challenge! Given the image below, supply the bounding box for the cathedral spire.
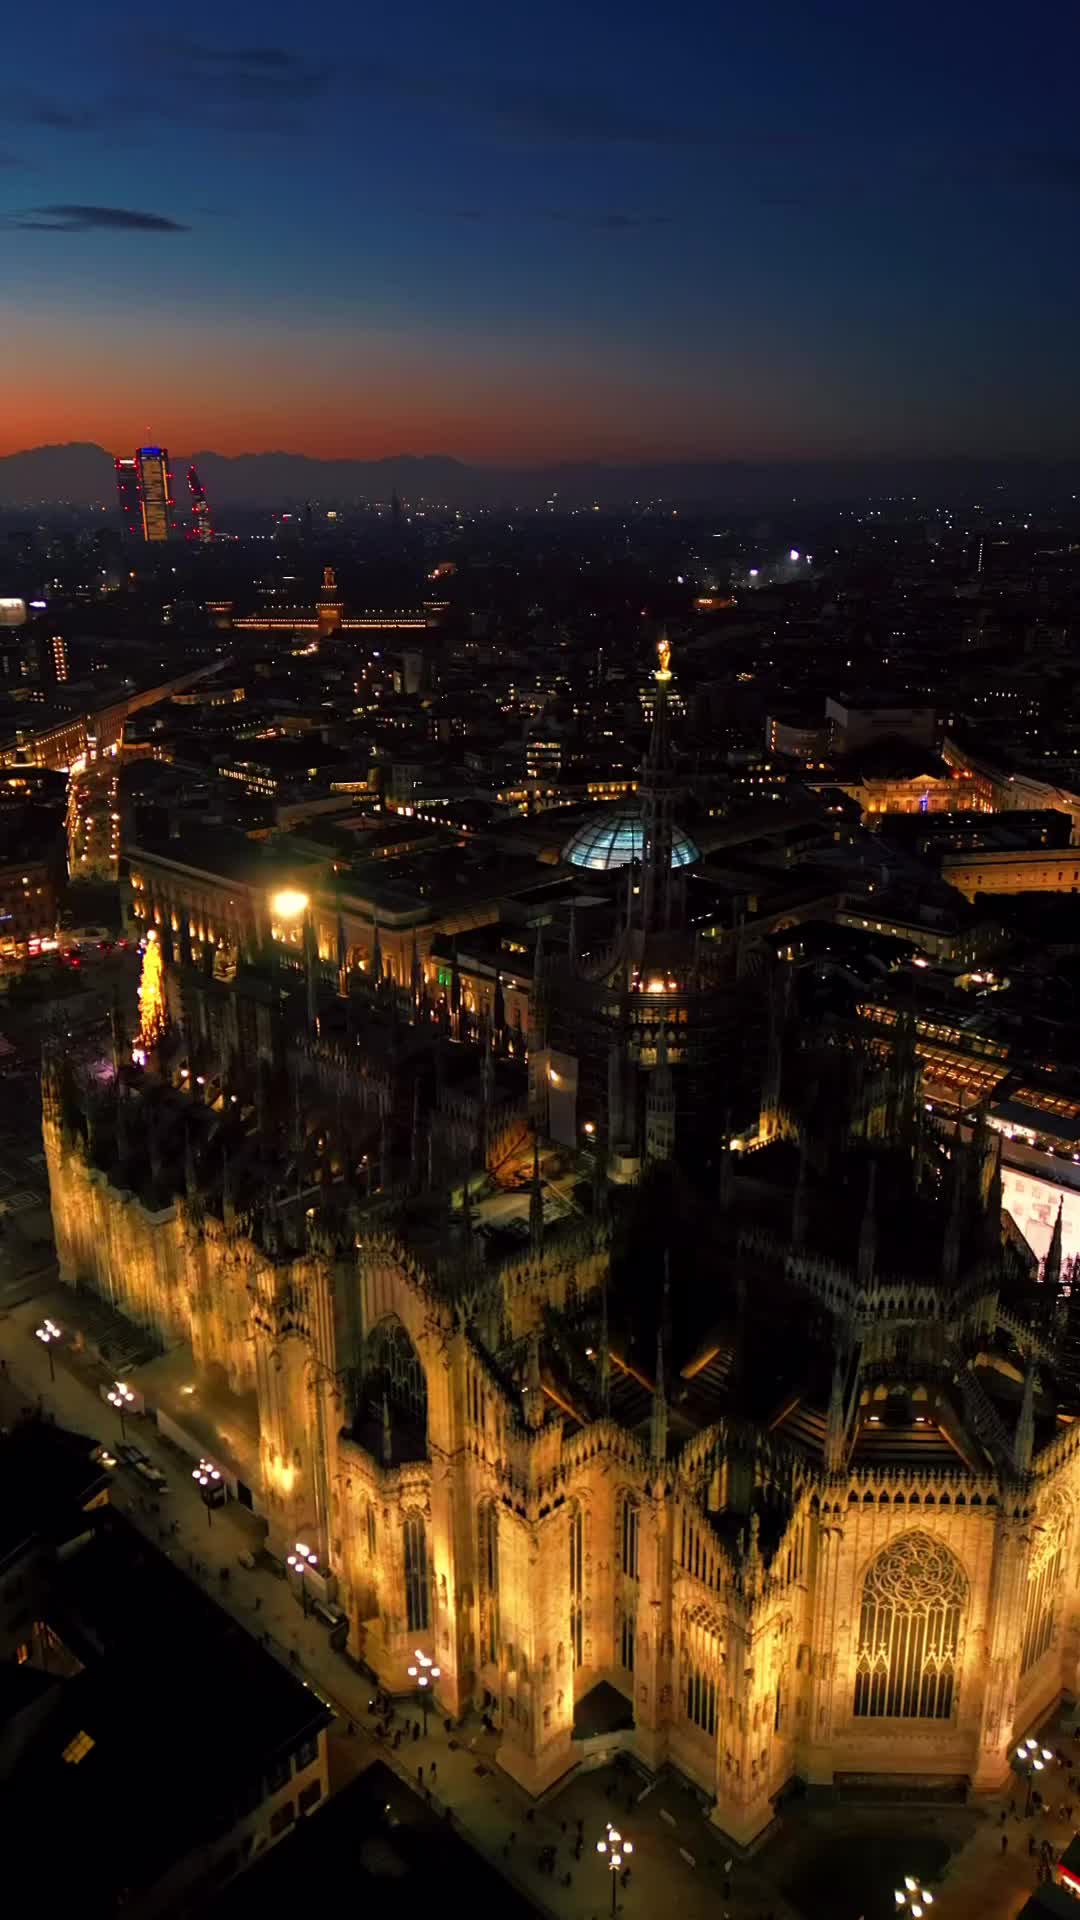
[792,1138,810,1248]
[222,1147,236,1233]
[529,1134,544,1258]
[524,1330,545,1429]
[857,1161,877,1289]
[651,1262,669,1463]
[598,1271,611,1416]
[337,911,349,996]
[943,1149,964,1286]
[717,1117,734,1214]
[640,633,677,934]
[304,907,319,1036]
[651,1321,669,1463]
[1044,1197,1064,1300]
[824,1357,847,1472]
[1014,1361,1037,1474]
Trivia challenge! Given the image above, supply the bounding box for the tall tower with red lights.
[186,465,214,543]
[115,457,141,542]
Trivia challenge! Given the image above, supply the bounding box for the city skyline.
[4,0,1080,464]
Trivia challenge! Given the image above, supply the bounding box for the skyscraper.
[135,447,174,542]
[114,457,141,542]
[186,465,214,544]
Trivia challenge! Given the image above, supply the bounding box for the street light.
[35,1317,62,1382]
[287,1540,317,1613]
[107,1379,135,1441]
[1014,1736,1053,1815]
[407,1647,442,1734]
[895,1874,934,1917]
[192,1457,225,1527]
[597,1821,633,1916]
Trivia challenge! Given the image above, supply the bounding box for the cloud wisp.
[9,204,189,232]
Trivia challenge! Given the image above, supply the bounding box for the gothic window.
[1022,1499,1069,1675]
[620,1494,640,1580]
[479,1501,500,1666]
[363,1316,428,1458]
[620,1612,636,1673]
[686,1666,717,1735]
[366,1502,377,1560]
[854,1531,966,1720]
[403,1511,429,1634]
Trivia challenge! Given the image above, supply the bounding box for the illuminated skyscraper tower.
[115,457,141,542]
[135,447,174,542]
[186,465,214,543]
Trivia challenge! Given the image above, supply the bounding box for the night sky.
[3,0,1079,464]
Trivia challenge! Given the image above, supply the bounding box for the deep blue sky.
[4,0,1079,462]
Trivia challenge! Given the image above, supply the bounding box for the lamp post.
[35,1317,61,1382]
[1014,1736,1054,1816]
[407,1648,441,1735]
[287,1540,317,1613]
[597,1821,633,1917]
[192,1457,224,1528]
[107,1379,135,1441]
[895,1874,934,1917]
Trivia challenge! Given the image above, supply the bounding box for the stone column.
[972,1506,1031,1792]
[496,1496,575,1796]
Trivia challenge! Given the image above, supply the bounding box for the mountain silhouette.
[1,442,1078,510]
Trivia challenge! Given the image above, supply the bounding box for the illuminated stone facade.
[43,1044,1080,1836]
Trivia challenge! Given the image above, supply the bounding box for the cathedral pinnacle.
[1014,1362,1037,1474]
[524,1330,545,1429]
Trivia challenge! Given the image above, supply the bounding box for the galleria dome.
[561,804,700,874]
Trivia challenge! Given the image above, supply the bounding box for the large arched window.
[681,1602,723,1740]
[854,1531,966,1720]
[360,1316,428,1461]
[1022,1495,1069,1675]
[478,1501,500,1666]
[619,1493,640,1580]
[403,1511,429,1634]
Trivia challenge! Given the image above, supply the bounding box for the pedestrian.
[430,1761,437,1782]
[1029,1834,1037,1857]
[1001,1832,1008,1855]
[413,1722,420,1742]
[508,1832,516,1848]
[1010,1798,1017,1816]
[417,1765,423,1788]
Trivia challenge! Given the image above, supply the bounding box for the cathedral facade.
[42,1045,1080,1842]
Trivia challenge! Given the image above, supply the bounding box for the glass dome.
[562,805,700,873]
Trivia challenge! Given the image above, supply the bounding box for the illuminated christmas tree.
[137,930,168,1052]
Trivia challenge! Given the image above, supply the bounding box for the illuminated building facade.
[41,1006,1080,1835]
[135,446,174,542]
